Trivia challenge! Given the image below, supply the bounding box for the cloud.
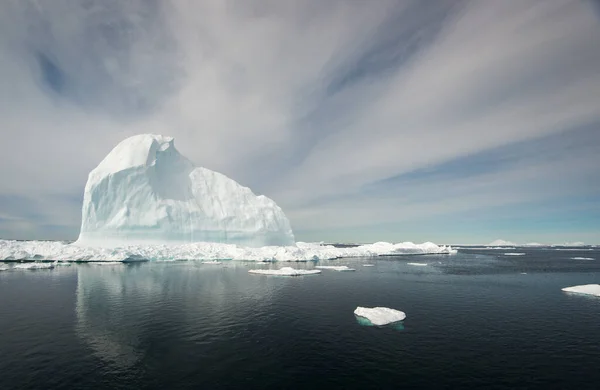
[0,0,599,243]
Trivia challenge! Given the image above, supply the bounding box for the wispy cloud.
[0,0,598,243]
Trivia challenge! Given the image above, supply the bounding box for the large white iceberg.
[354,306,406,326]
[561,284,600,297]
[76,134,295,248]
[487,239,516,247]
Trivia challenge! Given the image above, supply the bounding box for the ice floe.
[201,261,222,265]
[561,284,600,297]
[13,262,56,270]
[504,253,526,256]
[354,306,406,326]
[571,257,595,261]
[315,265,355,272]
[248,267,321,276]
[362,264,375,267]
[407,262,428,266]
[0,240,456,262]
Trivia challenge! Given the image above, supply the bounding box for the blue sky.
[0,0,599,245]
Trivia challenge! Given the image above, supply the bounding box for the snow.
[562,284,600,297]
[504,253,526,256]
[487,239,516,247]
[354,306,406,326]
[0,240,456,262]
[571,257,595,261]
[76,134,295,248]
[407,262,428,266]
[315,265,355,272]
[248,267,321,276]
[13,262,56,270]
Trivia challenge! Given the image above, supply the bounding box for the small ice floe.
[362,264,375,267]
[0,265,9,271]
[315,265,356,272]
[354,306,406,326]
[13,261,56,270]
[248,267,321,276]
[91,261,123,266]
[520,272,527,275]
[55,262,72,266]
[504,253,526,256]
[407,262,428,267]
[201,261,222,265]
[561,284,600,297]
[571,257,595,261]
[254,261,270,265]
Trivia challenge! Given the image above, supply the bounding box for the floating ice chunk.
[571,257,594,261]
[55,262,72,266]
[354,306,406,326]
[362,264,375,267]
[201,261,222,265]
[248,267,321,276]
[254,261,270,265]
[407,262,428,266]
[504,253,526,256]
[562,284,600,297]
[13,262,56,270]
[91,261,123,266]
[315,265,355,272]
[0,266,8,271]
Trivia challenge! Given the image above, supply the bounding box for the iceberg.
[407,262,428,266]
[0,265,8,271]
[504,253,526,256]
[487,239,516,247]
[248,267,321,276]
[561,284,600,297]
[362,264,375,267]
[571,257,594,261]
[354,306,406,326]
[76,134,295,248]
[314,265,355,272]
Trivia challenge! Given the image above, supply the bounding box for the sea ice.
[571,257,595,261]
[13,262,56,270]
[201,261,222,265]
[362,264,375,267]
[504,253,526,256]
[0,266,8,271]
[0,239,456,262]
[248,267,321,276]
[561,284,600,297]
[315,265,355,272]
[76,134,295,248]
[407,262,428,266]
[354,306,406,326]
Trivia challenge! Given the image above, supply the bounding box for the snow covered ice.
[354,307,406,326]
[248,267,321,276]
[561,284,600,297]
[315,265,355,272]
[0,239,456,262]
[487,239,516,247]
[76,134,295,248]
[13,262,56,270]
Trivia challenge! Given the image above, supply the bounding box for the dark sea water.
[1,246,600,389]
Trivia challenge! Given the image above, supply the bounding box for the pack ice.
[75,134,295,247]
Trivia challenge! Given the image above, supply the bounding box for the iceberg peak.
[76,134,295,247]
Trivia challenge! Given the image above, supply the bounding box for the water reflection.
[75,263,284,367]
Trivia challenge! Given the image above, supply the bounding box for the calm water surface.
[1,247,600,389]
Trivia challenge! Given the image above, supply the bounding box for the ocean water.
[1,247,599,389]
